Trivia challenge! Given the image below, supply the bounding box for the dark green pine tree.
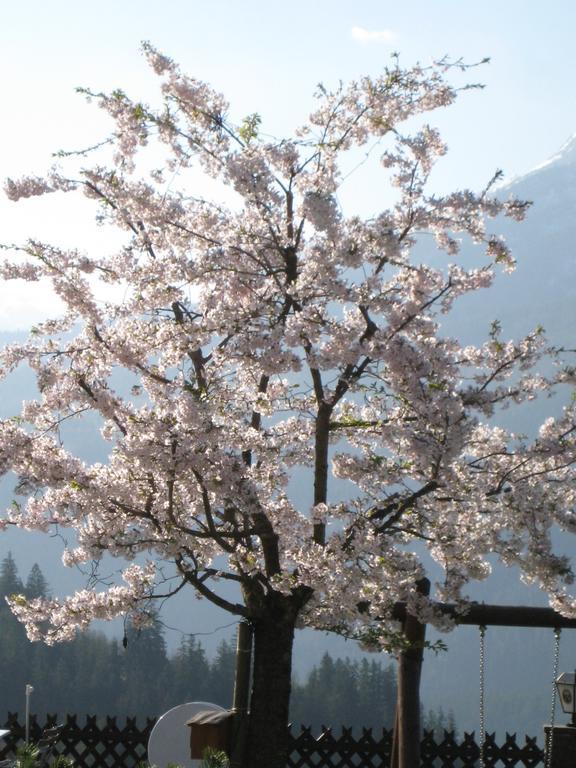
[208,639,235,709]
[24,564,50,599]
[290,662,323,730]
[166,635,211,708]
[357,658,396,730]
[290,652,397,733]
[291,653,332,731]
[0,552,24,599]
[333,658,360,727]
[0,553,28,717]
[424,706,458,739]
[117,615,170,718]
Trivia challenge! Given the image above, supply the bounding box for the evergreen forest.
[0,554,404,733]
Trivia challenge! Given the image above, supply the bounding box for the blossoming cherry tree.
[2,46,576,768]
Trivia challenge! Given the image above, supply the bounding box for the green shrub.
[200,747,229,768]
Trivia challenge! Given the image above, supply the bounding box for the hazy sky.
[1,0,575,327]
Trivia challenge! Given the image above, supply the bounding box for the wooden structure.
[389,590,576,768]
[0,713,155,768]
[187,709,235,759]
[544,726,576,768]
[390,579,430,768]
[391,601,576,629]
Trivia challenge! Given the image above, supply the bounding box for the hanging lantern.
[556,672,576,726]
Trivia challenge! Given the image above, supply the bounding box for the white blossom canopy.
[1,45,576,645]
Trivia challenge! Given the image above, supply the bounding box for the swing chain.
[479,624,486,768]
[545,627,561,768]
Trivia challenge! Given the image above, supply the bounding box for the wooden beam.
[391,578,430,768]
[390,602,576,629]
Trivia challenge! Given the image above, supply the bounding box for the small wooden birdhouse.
[186,709,235,759]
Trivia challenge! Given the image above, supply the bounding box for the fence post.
[544,726,576,768]
[391,578,430,768]
[25,685,34,743]
[230,620,252,768]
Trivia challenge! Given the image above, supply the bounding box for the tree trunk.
[243,593,297,768]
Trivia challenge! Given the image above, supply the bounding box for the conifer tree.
[208,640,236,709]
[168,635,211,707]
[0,552,24,600]
[25,564,49,600]
[0,554,28,713]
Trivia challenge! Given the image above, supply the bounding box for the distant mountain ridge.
[509,133,576,181]
[435,135,576,350]
[421,136,576,738]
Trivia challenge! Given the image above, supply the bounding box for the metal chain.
[545,627,561,768]
[479,625,486,768]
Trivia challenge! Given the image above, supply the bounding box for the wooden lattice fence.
[287,726,393,768]
[286,726,544,768]
[0,714,546,768]
[0,713,155,767]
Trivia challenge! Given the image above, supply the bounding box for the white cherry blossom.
[1,46,575,768]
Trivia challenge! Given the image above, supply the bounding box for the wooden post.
[544,726,576,768]
[230,620,252,768]
[232,620,252,713]
[391,578,430,768]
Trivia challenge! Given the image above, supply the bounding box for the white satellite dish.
[148,701,226,768]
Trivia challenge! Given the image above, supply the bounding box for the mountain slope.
[419,136,576,738]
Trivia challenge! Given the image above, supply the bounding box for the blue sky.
[1,0,575,326]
